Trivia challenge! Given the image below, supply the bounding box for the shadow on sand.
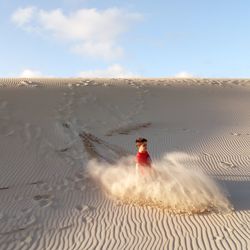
[217,178,250,211]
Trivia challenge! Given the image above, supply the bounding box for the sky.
[0,0,250,78]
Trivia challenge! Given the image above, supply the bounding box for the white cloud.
[78,64,138,78]
[18,65,136,78]
[19,69,43,78]
[11,7,142,60]
[11,6,36,26]
[72,41,123,60]
[175,71,194,78]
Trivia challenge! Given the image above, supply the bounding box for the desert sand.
[0,78,250,249]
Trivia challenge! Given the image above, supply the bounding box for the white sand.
[0,78,250,249]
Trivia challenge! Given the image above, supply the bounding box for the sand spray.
[88,152,232,214]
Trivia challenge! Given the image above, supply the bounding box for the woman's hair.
[135,137,147,144]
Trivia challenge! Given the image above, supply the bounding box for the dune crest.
[88,152,232,214]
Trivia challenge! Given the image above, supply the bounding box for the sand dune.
[0,78,250,249]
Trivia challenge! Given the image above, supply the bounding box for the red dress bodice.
[136,151,151,167]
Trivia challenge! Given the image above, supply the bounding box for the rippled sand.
[0,78,250,249]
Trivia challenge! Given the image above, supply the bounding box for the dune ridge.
[1,77,250,88]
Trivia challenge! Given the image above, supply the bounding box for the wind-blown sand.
[0,78,250,249]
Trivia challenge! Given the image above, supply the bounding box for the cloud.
[18,65,136,78]
[11,7,142,60]
[78,64,138,78]
[175,71,194,78]
[72,41,123,60]
[19,69,43,78]
[11,6,36,26]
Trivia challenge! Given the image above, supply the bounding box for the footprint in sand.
[202,152,212,157]
[223,226,233,233]
[82,216,93,224]
[39,182,53,192]
[230,132,241,136]
[0,99,8,109]
[56,175,84,192]
[28,180,45,187]
[220,161,237,169]
[106,122,151,136]
[33,194,54,208]
[75,204,90,212]
[0,213,37,237]
[74,171,85,180]
[20,235,33,245]
[58,224,73,232]
[0,100,15,136]
[20,207,33,215]
[20,123,42,148]
[214,235,224,241]
[73,180,86,191]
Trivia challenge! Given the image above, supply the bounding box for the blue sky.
[1,0,250,78]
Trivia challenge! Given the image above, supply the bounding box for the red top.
[136,151,152,167]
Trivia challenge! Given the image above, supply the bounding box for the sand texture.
[0,78,250,249]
